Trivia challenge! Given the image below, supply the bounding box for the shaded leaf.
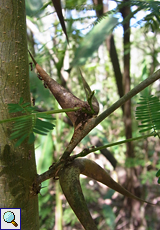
[14,133,29,147]
[38,113,56,120]
[156,169,160,177]
[35,119,54,131]
[28,132,35,144]
[33,128,48,135]
[71,16,118,67]
[19,97,23,104]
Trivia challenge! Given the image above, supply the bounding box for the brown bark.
[120,0,134,158]
[0,1,39,229]
[92,0,124,110]
[92,0,148,229]
[92,0,104,17]
[120,2,146,229]
[106,34,124,111]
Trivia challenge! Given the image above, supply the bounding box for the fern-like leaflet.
[135,95,160,184]
[8,97,55,147]
[135,95,160,136]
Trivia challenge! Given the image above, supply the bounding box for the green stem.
[72,133,155,159]
[55,181,63,230]
[0,107,80,124]
[37,133,156,185]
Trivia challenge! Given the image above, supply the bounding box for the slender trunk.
[92,0,146,229]
[92,0,103,17]
[92,0,124,110]
[0,1,39,229]
[120,2,146,229]
[55,181,63,230]
[120,0,134,158]
[106,34,124,109]
[54,106,63,230]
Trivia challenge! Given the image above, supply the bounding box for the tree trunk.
[106,34,124,111]
[92,0,124,110]
[120,0,134,158]
[92,0,146,229]
[0,1,39,229]
[120,2,146,229]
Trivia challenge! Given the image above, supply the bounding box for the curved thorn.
[59,163,98,230]
[72,158,153,205]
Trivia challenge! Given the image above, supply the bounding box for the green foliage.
[63,206,80,226]
[25,0,43,17]
[135,95,160,135]
[140,170,157,185]
[156,169,160,177]
[143,12,160,32]
[8,97,55,147]
[125,157,145,168]
[156,169,160,184]
[102,205,116,230]
[94,0,160,30]
[39,189,55,230]
[135,94,160,184]
[71,16,118,67]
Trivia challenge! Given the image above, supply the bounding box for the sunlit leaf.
[71,16,118,67]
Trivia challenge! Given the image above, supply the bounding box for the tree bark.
[92,0,146,229]
[0,1,39,229]
[92,0,124,110]
[120,2,146,229]
[106,35,124,108]
[92,0,103,17]
[120,0,134,158]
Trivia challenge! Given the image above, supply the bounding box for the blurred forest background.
[26,0,160,229]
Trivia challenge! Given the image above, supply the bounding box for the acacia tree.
[1,1,160,230]
[0,1,39,229]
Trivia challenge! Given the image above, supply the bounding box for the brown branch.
[35,69,160,185]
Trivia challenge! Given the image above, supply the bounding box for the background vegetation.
[19,0,160,229]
